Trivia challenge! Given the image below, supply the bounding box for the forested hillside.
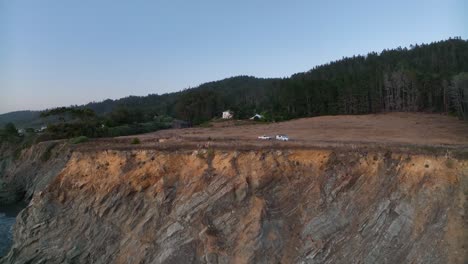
[2,38,467,128]
[171,37,468,122]
[0,111,41,128]
[84,37,468,123]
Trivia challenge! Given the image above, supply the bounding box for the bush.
[445,158,454,168]
[131,138,141,144]
[41,143,58,162]
[70,136,89,144]
[41,122,107,141]
[207,148,215,159]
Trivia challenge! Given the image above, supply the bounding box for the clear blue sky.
[0,0,466,114]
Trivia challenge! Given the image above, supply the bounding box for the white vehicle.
[275,135,289,141]
[258,135,272,140]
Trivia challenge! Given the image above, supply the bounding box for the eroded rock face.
[0,142,71,204]
[2,149,466,263]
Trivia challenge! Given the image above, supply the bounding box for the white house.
[222,110,233,119]
[249,114,264,120]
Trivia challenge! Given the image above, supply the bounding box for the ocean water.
[0,202,26,257]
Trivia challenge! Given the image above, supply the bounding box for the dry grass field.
[137,112,468,147]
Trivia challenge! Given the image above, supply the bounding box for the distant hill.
[0,111,41,128]
[1,37,467,127]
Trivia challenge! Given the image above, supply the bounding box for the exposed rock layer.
[1,148,467,263]
[0,141,71,204]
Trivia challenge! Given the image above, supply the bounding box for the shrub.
[206,148,215,159]
[445,159,454,168]
[70,136,89,144]
[131,138,141,144]
[41,143,57,162]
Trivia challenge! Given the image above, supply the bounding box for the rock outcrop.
[0,141,71,205]
[1,147,466,263]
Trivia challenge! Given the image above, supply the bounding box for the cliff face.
[0,141,71,204]
[2,148,467,263]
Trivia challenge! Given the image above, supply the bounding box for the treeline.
[84,38,468,124]
[35,107,174,142]
[0,123,20,143]
[292,38,468,115]
[170,38,468,122]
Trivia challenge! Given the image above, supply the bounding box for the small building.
[17,128,26,135]
[222,110,233,119]
[250,114,264,120]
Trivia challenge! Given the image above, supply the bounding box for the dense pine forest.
[1,38,467,136]
[168,37,468,123]
[85,37,468,123]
